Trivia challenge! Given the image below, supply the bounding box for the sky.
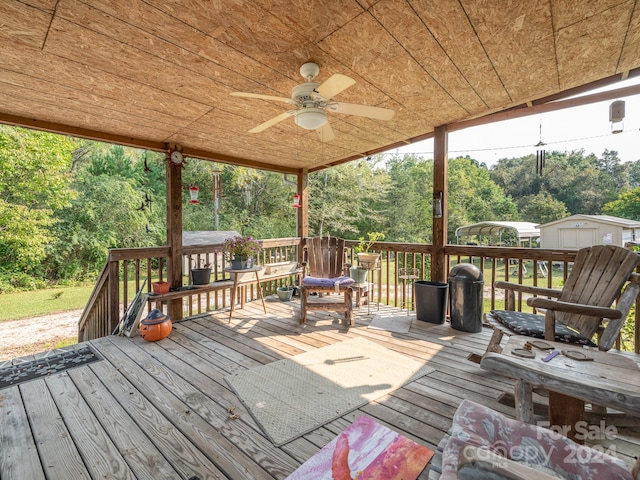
[389,77,640,167]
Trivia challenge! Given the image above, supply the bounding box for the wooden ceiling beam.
[0,111,300,174]
[0,112,165,151]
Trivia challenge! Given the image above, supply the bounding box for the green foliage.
[519,192,570,224]
[449,157,519,235]
[602,187,640,220]
[490,149,620,216]
[46,143,166,281]
[0,126,77,290]
[183,161,297,239]
[308,161,385,237]
[385,154,433,242]
[355,232,385,253]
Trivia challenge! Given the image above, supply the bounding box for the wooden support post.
[108,258,120,335]
[297,169,309,265]
[432,125,448,283]
[166,150,184,321]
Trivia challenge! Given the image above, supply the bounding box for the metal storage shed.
[455,221,540,246]
[538,215,640,249]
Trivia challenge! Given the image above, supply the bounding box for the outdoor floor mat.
[225,337,434,446]
[0,345,101,389]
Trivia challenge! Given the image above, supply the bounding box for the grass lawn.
[0,285,94,322]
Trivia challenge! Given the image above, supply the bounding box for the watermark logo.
[537,420,618,442]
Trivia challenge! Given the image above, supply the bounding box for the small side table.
[224,266,267,323]
[357,259,381,315]
[398,267,419,314]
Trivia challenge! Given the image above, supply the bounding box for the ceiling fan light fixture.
[295,108,327,130]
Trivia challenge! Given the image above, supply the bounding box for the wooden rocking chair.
[300,236,354,325]
[473,244,640,362]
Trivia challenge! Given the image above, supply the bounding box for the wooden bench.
[148,263,302,313]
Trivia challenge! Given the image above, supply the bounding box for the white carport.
[455,221,540,247]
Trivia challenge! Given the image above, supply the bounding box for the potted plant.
[222,235,263,270]
[355,232,385,265]
[191,260,212,285]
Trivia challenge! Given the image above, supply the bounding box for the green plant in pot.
[222,235,263,270]
[355,232,385,265]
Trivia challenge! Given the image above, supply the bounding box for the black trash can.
[448,263,484,332]
[414,281,449,324]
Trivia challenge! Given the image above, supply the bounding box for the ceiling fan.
[230,62,395,142]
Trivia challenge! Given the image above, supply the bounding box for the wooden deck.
[3,297,640,479]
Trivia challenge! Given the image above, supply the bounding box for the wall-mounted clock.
[170,150,184,164]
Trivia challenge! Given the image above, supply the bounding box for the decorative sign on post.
[188,185,200,204]
[292,193,301,208]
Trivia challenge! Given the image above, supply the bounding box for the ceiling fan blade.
[327,102,395,121]
[317,122,335,142]
[248,111,294,133]
[231,92,293,104]
[314,74,356,100]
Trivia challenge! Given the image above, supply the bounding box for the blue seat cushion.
[301,276,354,288]
[491,310,596,347]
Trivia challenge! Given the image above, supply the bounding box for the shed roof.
[538,214,640,229]
[455,221,540,240]
[1,1,640,173]
[183,231,240,247]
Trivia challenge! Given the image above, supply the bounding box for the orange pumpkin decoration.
[139,309,172,342]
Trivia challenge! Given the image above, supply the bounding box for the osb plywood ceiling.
[1,0,640,172]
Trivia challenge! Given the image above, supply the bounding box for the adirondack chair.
[300,236,355,325]
[429,399,639,480]
[475,245,640,362]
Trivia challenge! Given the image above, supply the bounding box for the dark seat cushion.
[491,310,596,347]
[301,275,354,288]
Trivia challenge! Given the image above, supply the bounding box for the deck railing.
[78,239,639,352]
[78,238,300,342]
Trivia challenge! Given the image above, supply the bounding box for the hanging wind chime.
[535,117,546,176]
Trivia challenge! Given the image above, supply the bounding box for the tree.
[519,192,569,224]
[308,160,388,238]
[0,127,77,290]
[448,156,518,236]
[48,144,165,280]
[491,149,622,215]
[602,188,640,220]
[385,154,433,242]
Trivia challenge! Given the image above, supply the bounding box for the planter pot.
[277,287,294,301]
[231,256,254,270]
[349,265,368,284]
[357,252,380,267]
[151,281,170,294]
[191,268,211,285]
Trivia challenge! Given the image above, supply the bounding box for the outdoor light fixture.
[609,100,625,134]
[433,191,443,218]
[295,108,327,130]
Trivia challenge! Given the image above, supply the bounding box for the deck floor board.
[2,298,639,479]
